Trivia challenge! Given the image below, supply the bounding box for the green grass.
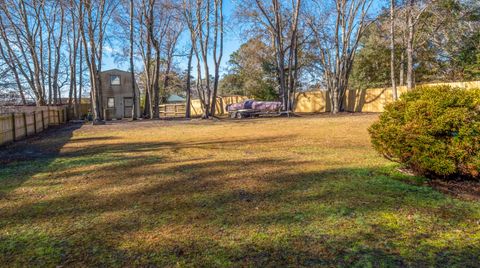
[0,114,479,267]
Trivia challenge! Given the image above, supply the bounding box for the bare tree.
[210,0,223,116]
[79,40,84,111]
[78,0,116,124]
[182,0,223,118]
[185,46,193,118]
[307,0,375,113]
[136,0,175,119]
[196,0,212,118]
[405,0,430,90]
[41,2,66,104]
[0,0,89,109]
[391,0,397,99]
[0,0,47,105]
[406,0,415,90]
[52,5,66,104]
[130,0,138,120]
[0,39,26,104]
[236,0,302,112]
[162,23,182,102]
[67,0,82,117]
[138,0,154,117]
[150,0,162,119]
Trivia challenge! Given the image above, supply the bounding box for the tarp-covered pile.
[227,100,282,112]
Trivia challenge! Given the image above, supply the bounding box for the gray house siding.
[100,69,141,119]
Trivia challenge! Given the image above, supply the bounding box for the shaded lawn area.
[0,114,479,267]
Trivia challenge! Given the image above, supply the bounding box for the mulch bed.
[428,179,480,201]
[397,167,480,201]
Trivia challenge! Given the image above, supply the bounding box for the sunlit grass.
[0,114,479,266]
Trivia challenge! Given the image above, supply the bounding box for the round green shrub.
[369,85,480,179]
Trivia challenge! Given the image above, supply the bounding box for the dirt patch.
[428,179,480,201]
[0,123,82,164]
[397,167,480,201]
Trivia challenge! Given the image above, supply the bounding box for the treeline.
[0,0,224,121]
[350,0,480,92]
[0,0,478,119]
[222,0,479,112]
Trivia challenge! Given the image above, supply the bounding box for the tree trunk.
[144,90,151,118]
[78,42,83,118]
[143,0,155,119]
[68,9,80,119]
[198,0,211,119]
[273,0,287,111]
[331,88,340,114]
[390,0,397,100]
[152,49,160,119]
[48,26,53,104]
[210,0,223,117]
[142,20,152,118]
[130,0,137,120]
[53,7,65,105]
[79,0,105,124]
[399,50,405,86]
[406,0,415,91]
[186,46,193,119]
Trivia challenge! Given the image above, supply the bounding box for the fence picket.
[11,113,16,142]
[0,106,68,146]
[23,112,27,137]
[33,111,37,134]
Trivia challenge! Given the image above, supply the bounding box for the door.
[124,97,133,118]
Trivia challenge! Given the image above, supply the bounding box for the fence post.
[23,112,27,137]
[33,111,37,134]
[57,110,60,125]
[11,113,15,142]
[41,110,45,130]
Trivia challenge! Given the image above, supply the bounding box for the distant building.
[100,69,141,119]
[0,91,34,106]
[167,94,186,103]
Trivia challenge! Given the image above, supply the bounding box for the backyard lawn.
[0,114,479,267]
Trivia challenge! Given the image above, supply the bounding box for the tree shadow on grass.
[0,123,83,197]
[0,124,478,266]
[1,147,479,267]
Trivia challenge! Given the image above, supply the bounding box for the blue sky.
[102,0,386,76]
[103,0,241,76]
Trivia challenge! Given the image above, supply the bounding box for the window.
[107,97,115,108]
[110,75,121,85]
[124,97,133,107]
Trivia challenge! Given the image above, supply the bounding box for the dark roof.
[101,69,131,74]
[167,94,186,102]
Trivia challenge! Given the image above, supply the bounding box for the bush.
[369,85,480,179]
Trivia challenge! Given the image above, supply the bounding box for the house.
[100,69,141,119]
[166,94,186,103]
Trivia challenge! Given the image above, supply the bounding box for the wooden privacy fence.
[66,103,90,119]
[158,95,248,118]
[294,81,480,113]
[189,95,248,117]
[0,106,67,146]
[159,103,186,118]
[160,81,480,117]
